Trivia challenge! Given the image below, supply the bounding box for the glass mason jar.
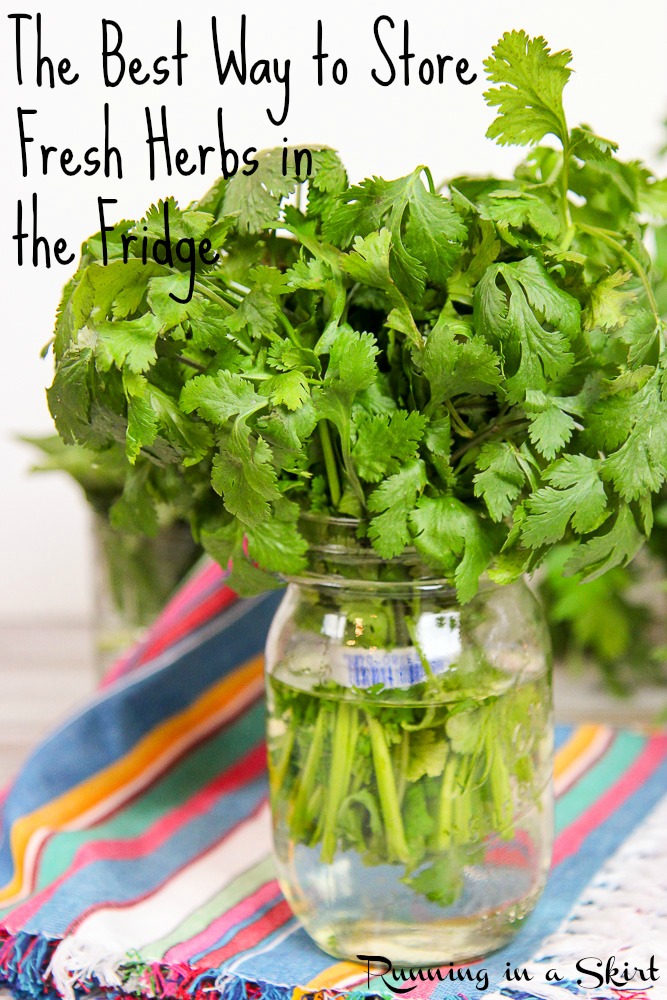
[265,515,553,967]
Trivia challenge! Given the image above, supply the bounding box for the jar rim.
[287,511,466,595]
[297,510,420,564]
[282,573,459,597]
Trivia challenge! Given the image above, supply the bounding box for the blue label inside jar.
[340,647,450,689]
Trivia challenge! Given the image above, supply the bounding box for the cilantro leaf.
[141,199,214,243]
[323,326,379,396]
[223,146,339,232]
[223,265,289,340]
[474,256,579,401]
[143,383,214,467]
[570,124,618,162]
[259,400,318,462]
[389,232,428,301]
[480,190,560,240]
[419,321,501,408]
[197,515,285,595]
[123,373,159,462]
[47,346,93,444]
[218,158,291,227]
[267,340,319,374]
[198,516,239,570]
[585,375,667,501]
[403,182,466,286]
[522,455,608,548]
[287,256,336,291]
[92,314,161,374]
[402,855,464,907]
[180,371,267,424]
[563,503,644,580]
[447,219,501,304]
[262,371,311,411]
[603,412,667,500]
[368,459,427,559]
[351,411,426,482]
[618,307,662,367]
[225,556,286,597]
[484,30,571,147]
[322,176,405,247]
[82,221,136,263]
[340,229,395,291]
[147,277,207,330]
[524,389,579,460]
[305,147,348,219]
[405,730,447,782]
[410,497,496,602]
[445,709,480,754]
[212,424,280,526]
[86,259,164,320]
[328,170,467,299]
[245,517,308,575]
[507,256,581,335]
[583,271,637,331]
[473,442,526,521]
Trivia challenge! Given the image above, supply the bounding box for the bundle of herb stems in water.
[47,31,667,910]
[268,641,548,905]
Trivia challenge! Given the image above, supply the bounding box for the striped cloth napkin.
[1,563,666,1000]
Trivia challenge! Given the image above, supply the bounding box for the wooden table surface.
[0,624,97,788]
[1,622,666,999]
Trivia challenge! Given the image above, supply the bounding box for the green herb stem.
[341,441,367,511]
[453,777,472,842]
[445,401,475,439]
[193,281,237,312]
[277,311,303,348]
[292,707,328,839]
[560,140,573,231]
[435,755,458,851]
[366,712,410,863]
[318,421,342,509]
[271,720,296,794]
[176,355,206,373]
[422,166,437,195]
[396,730,410,804]
[321,702,356,862]
[487,723,513,836]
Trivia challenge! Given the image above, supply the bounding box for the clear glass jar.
[92,513,201,675]
[265,515,553,967]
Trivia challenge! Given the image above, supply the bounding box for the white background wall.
[0,0,665,623]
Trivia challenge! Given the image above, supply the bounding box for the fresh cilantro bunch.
[48,30,667,603]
